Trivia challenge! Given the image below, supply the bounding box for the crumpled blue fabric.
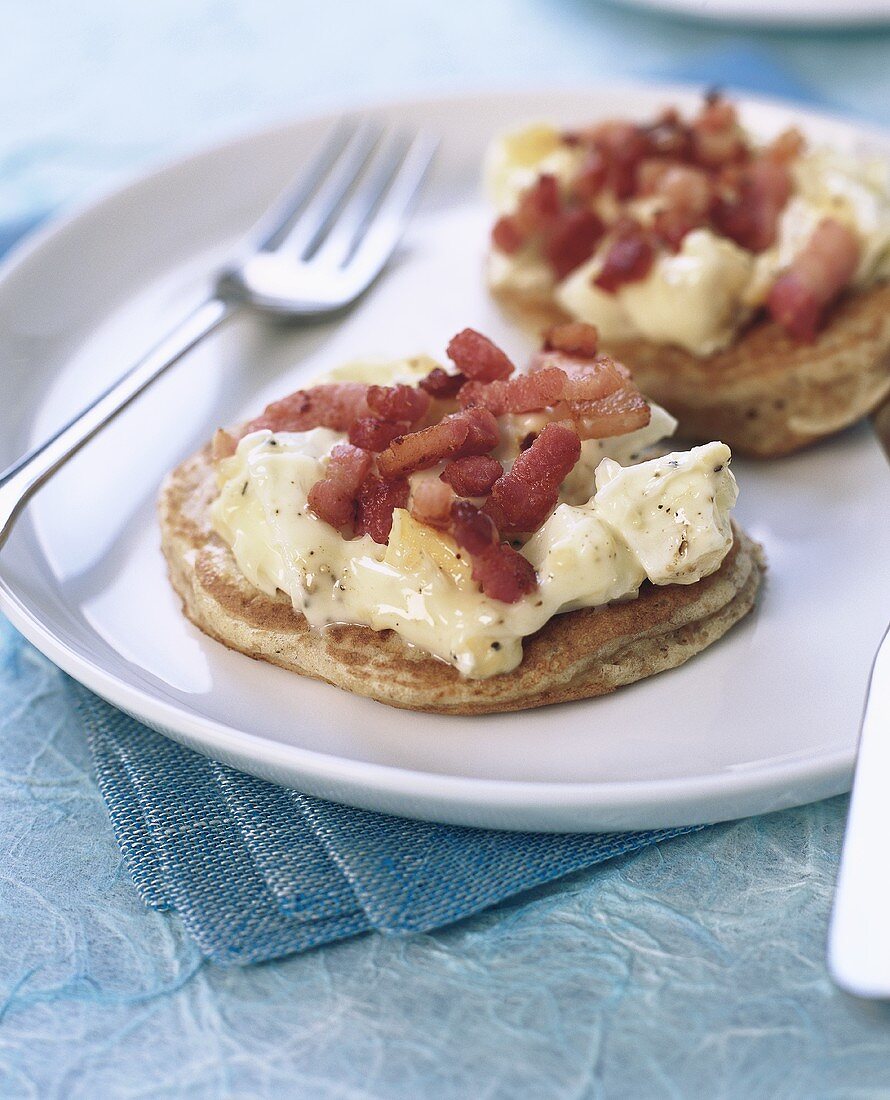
[77,681,698,964]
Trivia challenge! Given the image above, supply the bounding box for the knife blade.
[828,398,890,997]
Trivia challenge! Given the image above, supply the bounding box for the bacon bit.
[652,207,703,252]
[643,107,694,161]
[419,366,466,398]
[448,501,537,602]
[594,223,656,293]
[691,94,747,167]
[543,322,599,357]
[765,127,805,164]
[484,423,581,534]
[492,214,525,254]
[540,347,631,379]
[307,444,373,532]
[348,417,410,451]
[376,406,500,479]
[591,121,652,199]
[446,329,515,382]
[440,455,504,496]
[767,217,860,341]
[212,428,237,461]
[451,499,498,554]
[460,350,626,417]
[543,207,605,279]
[513,174,561,235]
[410,478,454,529]
[654,164,712,215]
[245,382,370,435]
[354,476,409,543]
[568,384,651,440]
[635,158,672,196]
[571,149,607,201]
[458,367,566,416]
[366,383,431,425]
[470,542,538,603]
[712,157,792,253]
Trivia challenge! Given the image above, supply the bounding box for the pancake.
[159,442,765,715]
[492,280,890,459]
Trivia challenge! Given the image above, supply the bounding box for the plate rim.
[0,81,881,829]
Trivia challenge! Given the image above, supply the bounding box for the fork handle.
[0,296,235,549]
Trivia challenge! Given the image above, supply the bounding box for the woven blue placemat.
[30,45,823,966]
[72,680,698,965]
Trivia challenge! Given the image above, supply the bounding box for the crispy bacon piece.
[491,214,525,254]
[484,423,581,534]
[543,207,605,279]
[366,384,430,425]
[470,542,538,603]
[245,383,369,435]
[765,127,806,164]
[590,121,652,199]
[691,94,747,168]
[458,367,566,416]
[568,384,651,440]
[459,350,625,417]
[307,444,372,531]
[571,149,607,201]
[643,107,694,161]
[212,428,237,461]
[594,223,656,293]
[449,501,537,603]
[513,174,561,235]
[410,478,454,529]
[767,218,859,341]
[348,417,410,451]
[354,476,409,543]
[653,164,712,215]
[451,499,498,554]
[440,455,504,497]
[653,207,704,252]
[532,349,632,404]
[446,329,515,382]
[376,407,500,479]
[711,157,792,253]
[419,367,466,399]
[346,386,429,449]
[543,322,599,357]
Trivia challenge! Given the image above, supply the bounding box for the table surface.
[3,2,890,1095]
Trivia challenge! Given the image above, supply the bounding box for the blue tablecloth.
[3,2,890,1094]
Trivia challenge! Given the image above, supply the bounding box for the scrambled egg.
[487,125,890,356]
[211,360,738,678]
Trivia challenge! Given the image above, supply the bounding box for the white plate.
[2,86,889,832]
[609,0,890,26]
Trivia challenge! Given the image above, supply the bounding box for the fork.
[0,121,437,549]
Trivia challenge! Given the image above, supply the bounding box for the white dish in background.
[1,86,889,832]
[609,0,890,27]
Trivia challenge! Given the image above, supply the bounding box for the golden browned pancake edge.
[159,442,765,715]
[492,280,890,458]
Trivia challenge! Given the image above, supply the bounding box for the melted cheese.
[212,424,738,678]
[487,126,890,356]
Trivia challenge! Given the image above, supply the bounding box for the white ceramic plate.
[2,86,889,832]
[609,0,890,26]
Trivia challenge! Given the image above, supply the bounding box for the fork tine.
[340,131,437,290]
[277,122,383,259]
[253,119,357,252]
[311,131,414,269]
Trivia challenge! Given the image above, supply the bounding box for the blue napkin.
[73,683,695,964]
[13,46,821,965]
